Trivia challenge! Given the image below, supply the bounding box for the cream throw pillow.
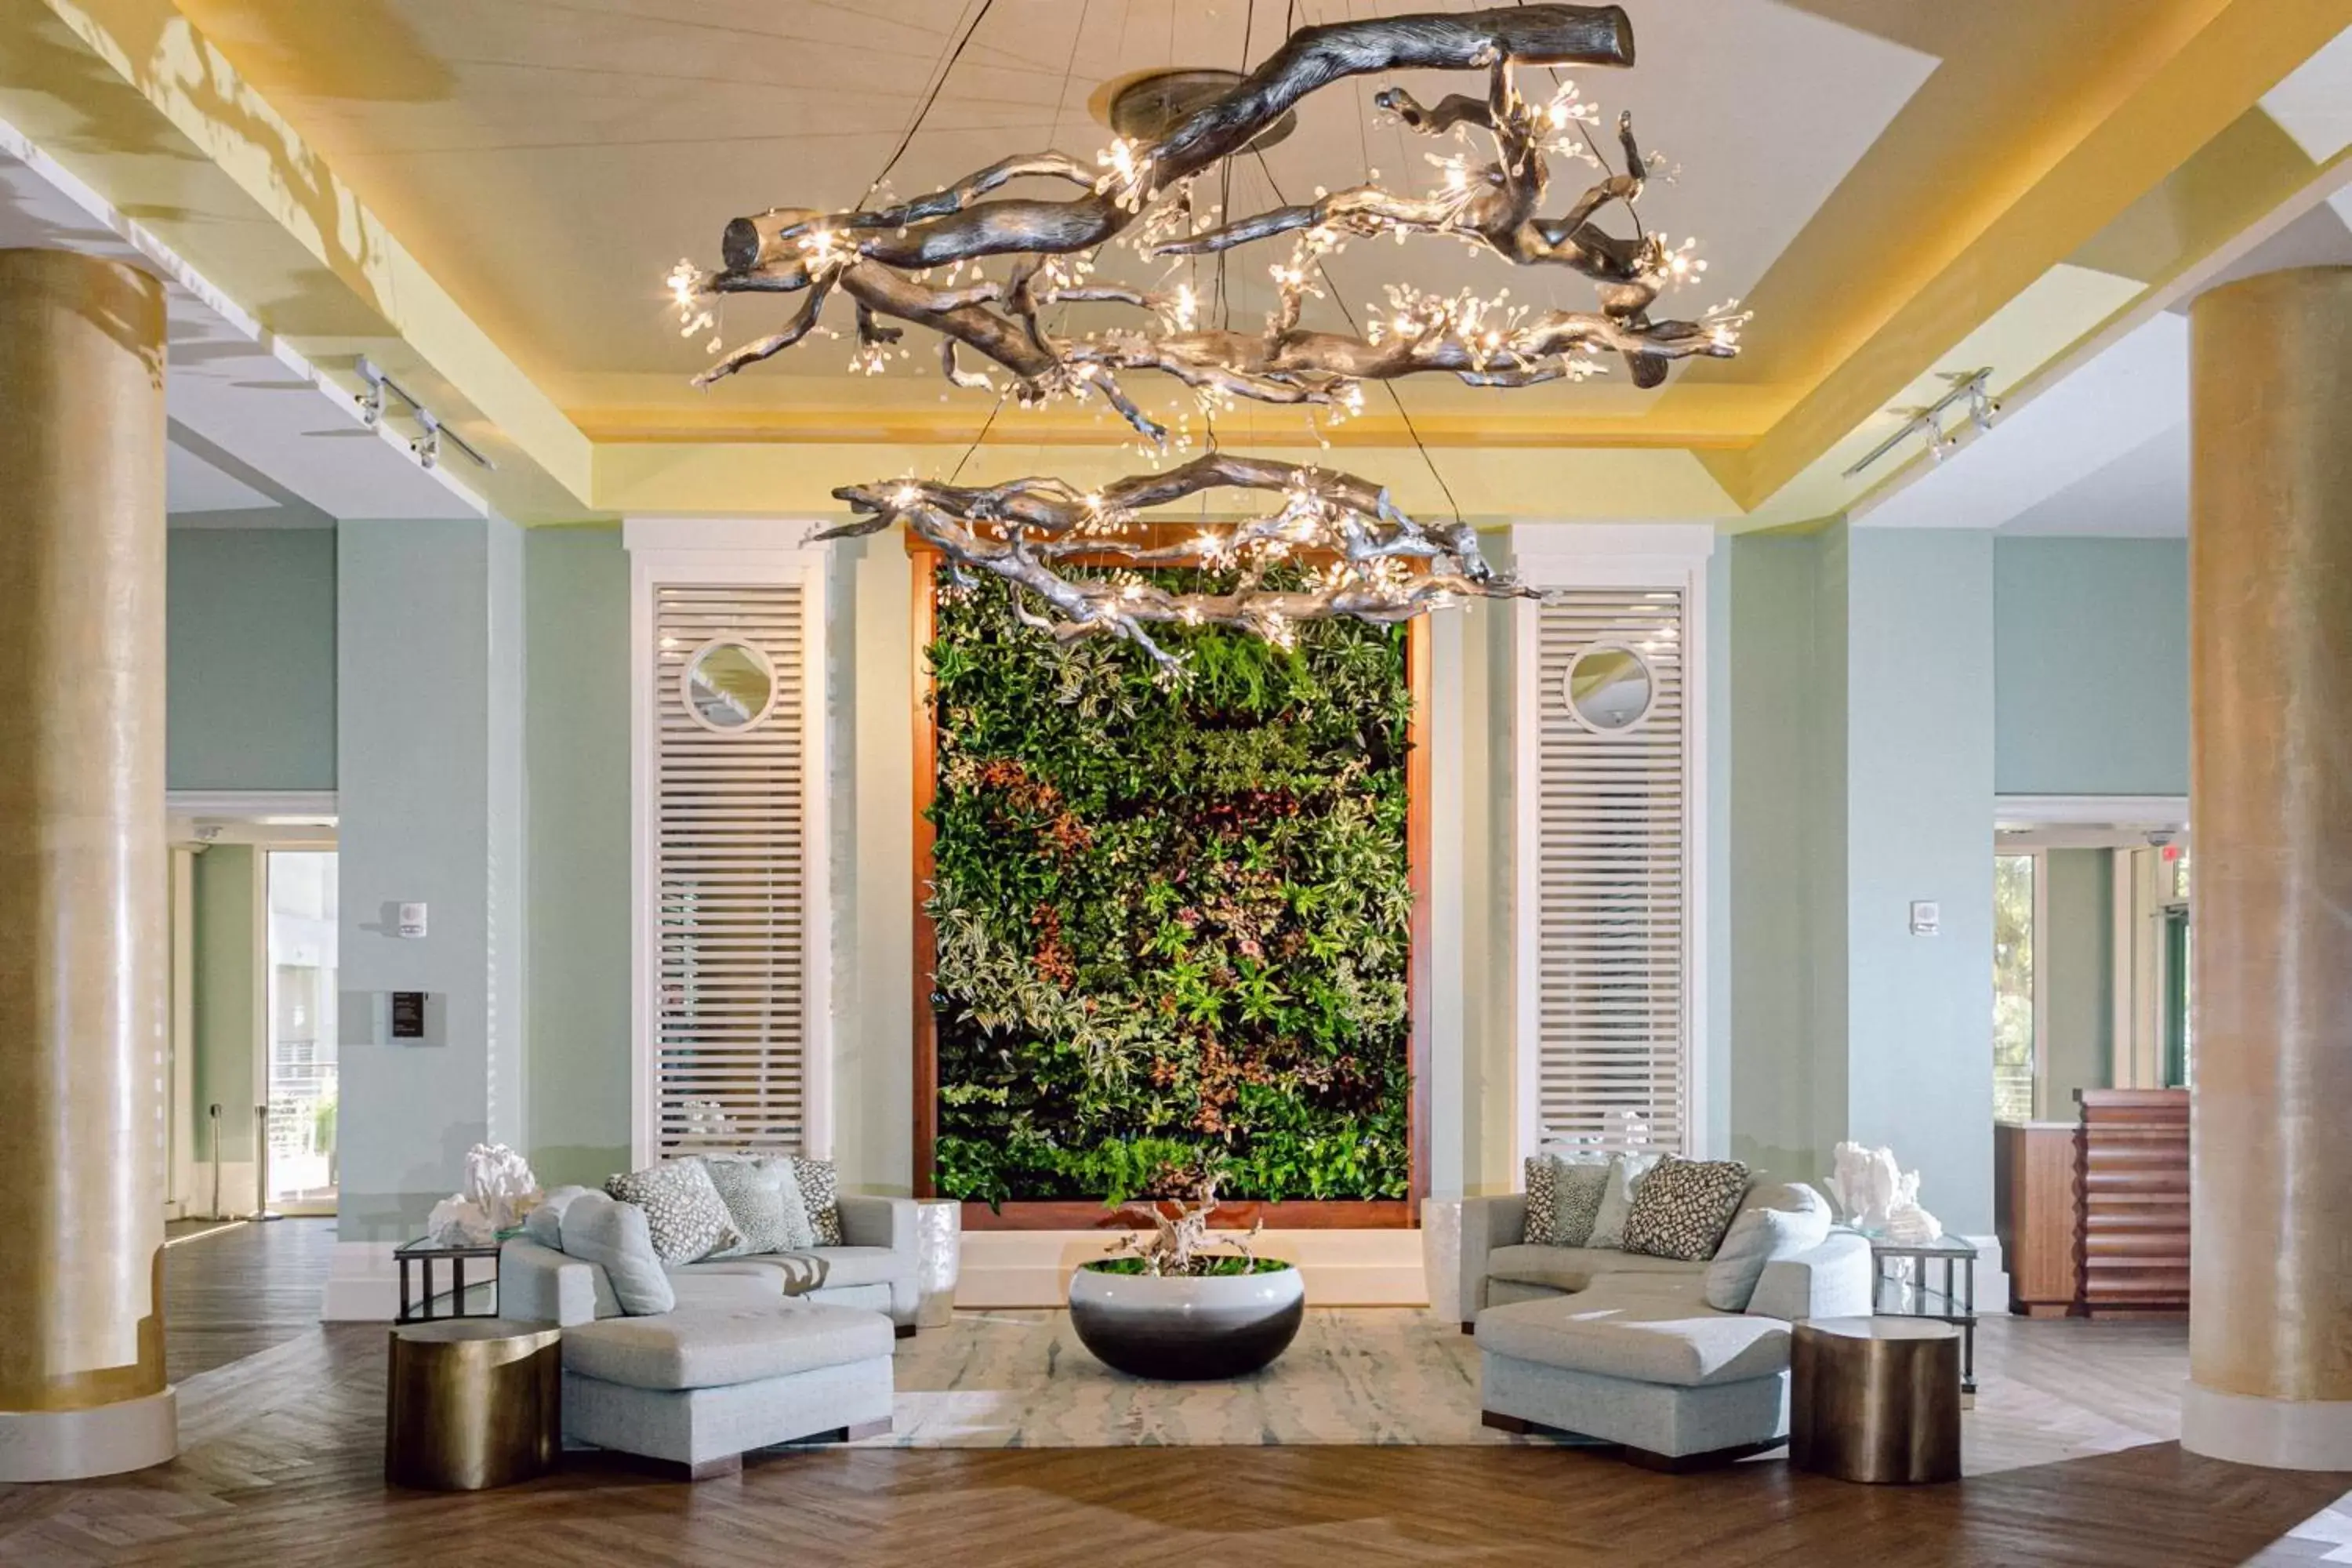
[1585,1152,1664,1250]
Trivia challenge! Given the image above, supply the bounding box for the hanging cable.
[864,0,999,201]
[1250,147,1465,524]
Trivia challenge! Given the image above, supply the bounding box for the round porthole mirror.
[681,638,778,732]
[1563,644,1655,733]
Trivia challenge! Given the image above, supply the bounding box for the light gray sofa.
[499,1193,920,1477]
[1460,1187,1875,1468]
[509,1193,923,1330]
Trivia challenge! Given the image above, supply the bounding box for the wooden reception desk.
[1994,1089,2190,1318]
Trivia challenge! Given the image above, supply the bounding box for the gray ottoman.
[561,1301,893,1479]
[1476,1279,1795,1469]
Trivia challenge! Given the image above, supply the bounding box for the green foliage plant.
[925,564,1414,1205]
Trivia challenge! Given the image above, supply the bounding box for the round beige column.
[0,249,176,1481]
[2183,265,2352,1470]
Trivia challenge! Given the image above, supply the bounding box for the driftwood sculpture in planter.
[1069,1178,1306,1380]
[674,5,1745,440]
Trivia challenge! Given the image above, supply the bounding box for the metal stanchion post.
[208,1102,225,1220]
[249,1103,282,1221]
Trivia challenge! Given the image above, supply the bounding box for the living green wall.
[167,527,337,791]
[926,568,1415,1205]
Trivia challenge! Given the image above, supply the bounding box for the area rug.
[854,1308,2166,1471]
[851,1307,1545,1447]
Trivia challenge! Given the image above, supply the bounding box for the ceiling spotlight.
[1843,368,1998,479]
[353,355,496,472]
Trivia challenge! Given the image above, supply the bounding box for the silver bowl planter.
[1067,1261,1305,1380]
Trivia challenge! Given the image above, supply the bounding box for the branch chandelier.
[671,3,1748,669]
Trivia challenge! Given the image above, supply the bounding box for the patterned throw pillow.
[1546,1156,1613,1247]
[1521,1155,1559,1246]
[699,1157,808,1256]
[604,1160,742,1265]
[793,1157,843,1247]
[1621,1157,1753,1262]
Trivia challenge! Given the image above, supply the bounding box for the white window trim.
[1509,523,1715,1170]
[624,517,833,1166]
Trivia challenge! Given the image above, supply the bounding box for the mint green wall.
[193,844,260,1162]
[336,519,529,1243]
[1994,538,2187,797]
[1704,545,1732,1162]
[1726,533,1839,1185]
[1844,528,1996,1237]
[2042,848,2113,1112]
[523,529,633,1189]
[168,528,337,791]
[1724,527,1997,1237]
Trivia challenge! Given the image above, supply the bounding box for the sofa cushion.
[699,1157,815,1256]
[1621,1157,1751,1262]
[1522,1155,1559,1247]
[1587,1153,1664,1250]
[1485,1244,1708,1293]
[1475,1290,1791,1388]
[1704,1183,1834,1311]
[524,1184,591,1249]
[666,1262,789,1312]
[557,1190,675,1316]
[684,1246,908,1297]
[1546,1157,1613,1247]
[563,1302,894,1391]
[794,1159,844,1247]
[606,1160,742,1265]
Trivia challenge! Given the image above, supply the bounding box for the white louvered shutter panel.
[1532,589,1690,1155]
[652,585,811,1157]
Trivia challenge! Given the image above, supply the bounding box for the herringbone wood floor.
[2,1228,2346,1566]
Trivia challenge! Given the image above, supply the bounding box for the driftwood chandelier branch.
[672,5,1748,441]
[821,454,1536,671]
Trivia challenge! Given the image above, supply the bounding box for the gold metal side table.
[1789,1316,1962,1484]
[385,1317,562,1490]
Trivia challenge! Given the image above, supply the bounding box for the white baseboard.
[956,1229,1429,1308]
[321,1241,400,1321]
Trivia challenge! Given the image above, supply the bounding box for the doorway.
[165,794,339,1222]
[265,849,339,1210]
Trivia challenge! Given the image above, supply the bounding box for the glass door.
[266,850,339,1210]
[1992,852,2038,1122]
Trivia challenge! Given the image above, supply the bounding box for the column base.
[0,1388,179,1482]
[2183,1381,2352,1470]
